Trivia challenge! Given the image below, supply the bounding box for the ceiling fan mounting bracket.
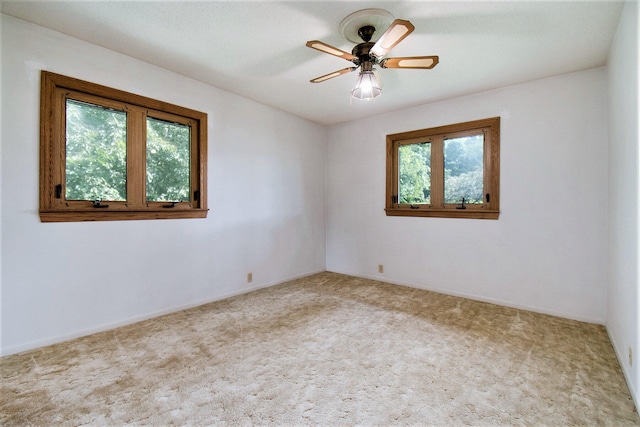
[358,26,376,43]
[339,8,394,44]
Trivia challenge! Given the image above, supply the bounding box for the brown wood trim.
[385,117,500,219]
[128,107,145,209]
[41,71,206,120]
[430,138,444,207]
[385,208,499,220]
[39,71,208,222]
[387,117,500,141]
[385,135,396,210]
[197,115,208,212]
[40,209,209,222]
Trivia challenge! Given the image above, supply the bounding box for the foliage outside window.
[40,71,208,222]
[386,117,500,219]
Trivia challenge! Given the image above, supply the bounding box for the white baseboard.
[1,268,325,357]
[1,268,607,356]
[326,269,605,325]
[605,326,639,412]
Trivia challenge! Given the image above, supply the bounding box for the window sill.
[385,208,499,220]
[39,209,209,222]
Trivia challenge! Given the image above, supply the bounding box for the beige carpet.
[1,272,638,425]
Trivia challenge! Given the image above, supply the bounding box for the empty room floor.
[1,272,638,425]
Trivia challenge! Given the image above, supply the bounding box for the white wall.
[327,67,608,324]
[1,11,636,407]
[607,0,639,408]
[0,15,327,356]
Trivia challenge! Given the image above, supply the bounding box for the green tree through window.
[444,135,484,204]
[386,117,500,219]
[40,71,208,222]
[398,142,431,204]
[146,118,191,202]
[65,100,127,201]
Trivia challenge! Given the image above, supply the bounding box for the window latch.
[162,201,178,208]
[410,204,419,209]
[92,200,109,208]
[456,198,467,210]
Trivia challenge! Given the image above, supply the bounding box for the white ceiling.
[1,1,624,125]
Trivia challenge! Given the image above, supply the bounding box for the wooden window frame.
[40,71,208,222]
[386,117,500,219]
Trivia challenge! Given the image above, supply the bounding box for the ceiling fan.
[306,9,439,100]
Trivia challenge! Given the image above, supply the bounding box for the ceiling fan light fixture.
[350,68,382,101]
[307,11,437,100]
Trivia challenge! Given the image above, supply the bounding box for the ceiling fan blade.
[310,67,357,83]
[306,40,356,61]
[381,56,439,69]
[370,19,415,58]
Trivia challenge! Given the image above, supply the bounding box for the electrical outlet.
[629,346,633,367]
[247,272,252,283]
[378,264,384,273]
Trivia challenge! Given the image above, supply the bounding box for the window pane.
[65,99,127,201]
[398,142,431,204]
[444,134,484,204]
[146,117,191,202]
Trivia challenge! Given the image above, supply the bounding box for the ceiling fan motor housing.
[352,26,378,67]
[352,41,375,65]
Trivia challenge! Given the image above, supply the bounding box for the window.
[386,117,500,219]
[40,71,207,222]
